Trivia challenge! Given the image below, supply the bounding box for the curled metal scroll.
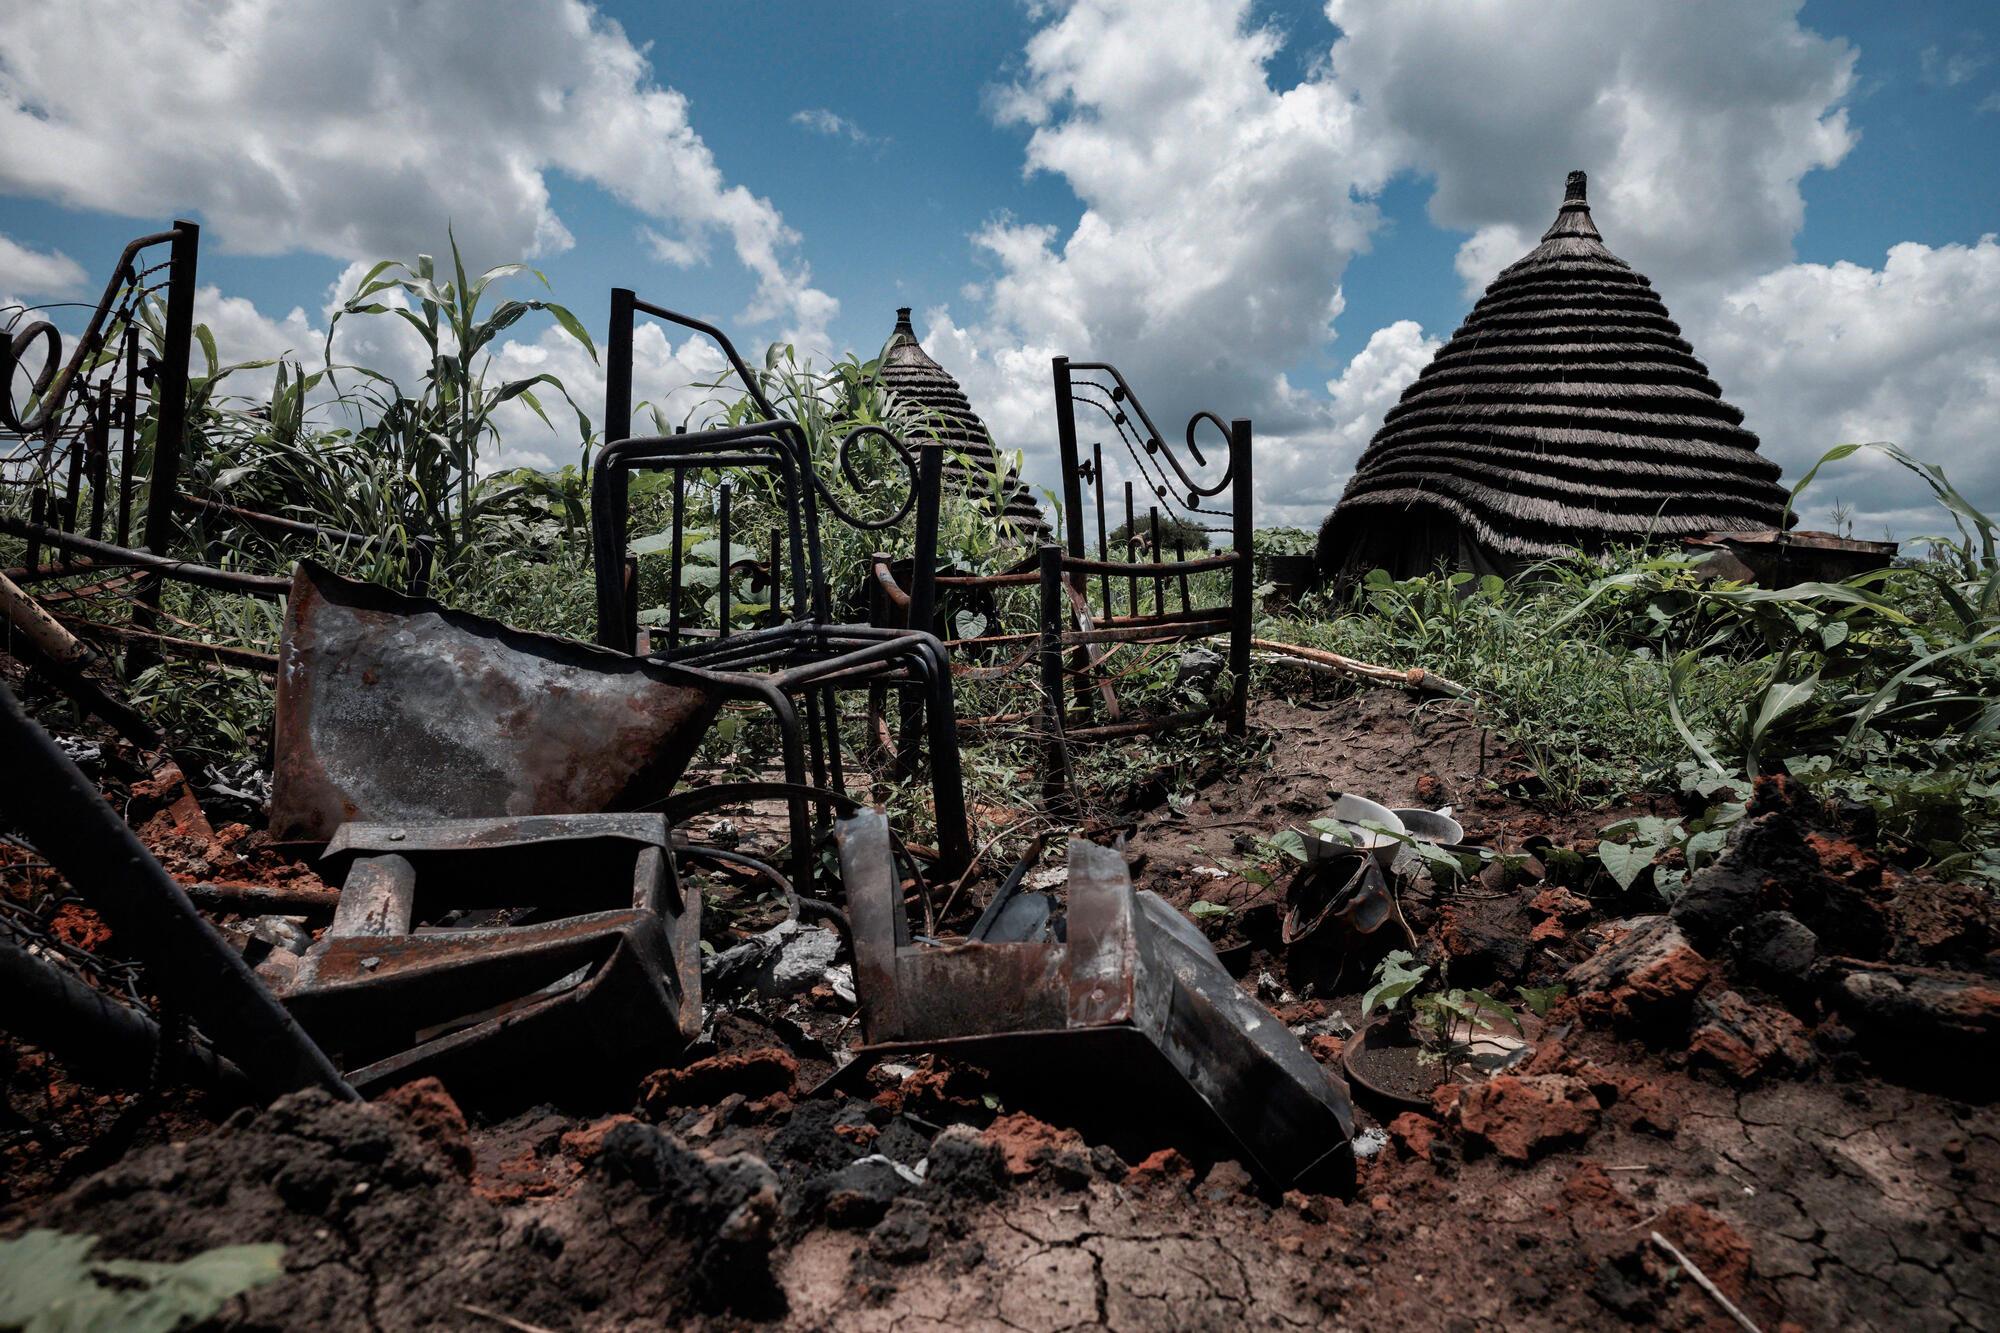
[820,422,918,531]
[0,321,63,434]
[1068,364,1235,517]
[625,296,918,534]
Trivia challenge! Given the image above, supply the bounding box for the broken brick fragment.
[1689,990,1816,1083]
[1656,1202,1756,1310]
[980,1111,1085,1178]
[379,1076,472,1177]
[868,1055,990,1120]
[1826,962,2000,1092]
[1529,885,1593,924]
[1127,1147,1197,1188]
[1561,1160,1641,1228]
[1437,899,1535,986]
[1456,1074,1600,1162]
[1528,885,1593,944]
[1308,1033,1345,1065]
[1565,915,1712,1027]
[559,1114,639,1164]
[640,1047,797,1115]
[1385,1111,1438,1161]
[1198,1159,1257,1202]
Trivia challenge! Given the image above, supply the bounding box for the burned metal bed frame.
[871,356,1255,802]
[1,222,430,687]
[591,289,973,880]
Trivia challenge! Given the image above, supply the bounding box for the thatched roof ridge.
[880,308,1049,537]
[1359,427,1781,476]
[1409,360,1725,396]
[1317,170,1788,579]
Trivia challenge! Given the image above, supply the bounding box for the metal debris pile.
[0,553,1371,1196]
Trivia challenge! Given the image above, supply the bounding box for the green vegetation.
[0,1230,282,1332]
[6,240,1996,894]
[1267,442,2000,887]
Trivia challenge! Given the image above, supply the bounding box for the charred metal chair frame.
[1047,356,1255,738]
[0,222,429,678]
[592,290,972,879]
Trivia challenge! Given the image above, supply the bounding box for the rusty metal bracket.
[273,813,700,1098]
[835,810,1356,1192]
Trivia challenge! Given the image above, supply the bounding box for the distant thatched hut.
[1316,171,1788,584]
[881,309,1050,540]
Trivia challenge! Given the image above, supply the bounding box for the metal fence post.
[1038,544,1074,810]
[128,221,198,679]
[908,443,942,638]
[1227,418,1254,736]
[593,289,636,648]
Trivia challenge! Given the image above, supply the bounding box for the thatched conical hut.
[1316,171,1788,583]
[881,309,1050,539]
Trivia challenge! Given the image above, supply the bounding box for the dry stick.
[0,568,163,751]
[181,881,343,916]
[459,1304,560,1333]
[1648,1231,1764,1333]
[0,568,93,669]
[1250,636,1469,698]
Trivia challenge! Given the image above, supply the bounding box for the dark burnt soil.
[4,682,1998,1330]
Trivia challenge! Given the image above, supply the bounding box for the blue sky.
[4,1,1999,535]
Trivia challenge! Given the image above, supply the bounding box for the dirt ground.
[4,677,1997,1330]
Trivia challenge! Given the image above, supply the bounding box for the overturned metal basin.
[271,562,722,843]
[836,811,1357,1192]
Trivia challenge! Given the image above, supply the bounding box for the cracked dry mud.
[13,1047,1993,1330]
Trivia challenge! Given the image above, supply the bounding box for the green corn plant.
[325,229,596,562]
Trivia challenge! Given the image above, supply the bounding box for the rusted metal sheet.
[275,813,700,1097]
[837,811,1356,1192]
[271,562,722,843]
[1685,528,1898,585]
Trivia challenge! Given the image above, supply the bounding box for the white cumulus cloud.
[0,233,88,303]
[940,0,1390,526]
[1325,0,1859,300]
[0,0,834,342]
[1689,236,2000,537]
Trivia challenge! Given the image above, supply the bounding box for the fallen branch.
[0,568,164,751]
[1649,1229,1763,1333]
[1251,637,1468,698]
[0,568,93,670]
[57,612,279,673]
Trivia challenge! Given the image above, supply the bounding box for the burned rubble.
[7,659,1997,1329]
[1,231,1995,1332]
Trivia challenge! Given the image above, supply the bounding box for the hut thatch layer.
[1317,171,1788,582]
[881,309,1050,539]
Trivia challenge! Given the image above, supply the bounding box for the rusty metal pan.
[271,562,723,843]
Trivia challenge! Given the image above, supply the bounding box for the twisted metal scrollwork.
[616,296,918,533]
[1064,361,1236,527]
